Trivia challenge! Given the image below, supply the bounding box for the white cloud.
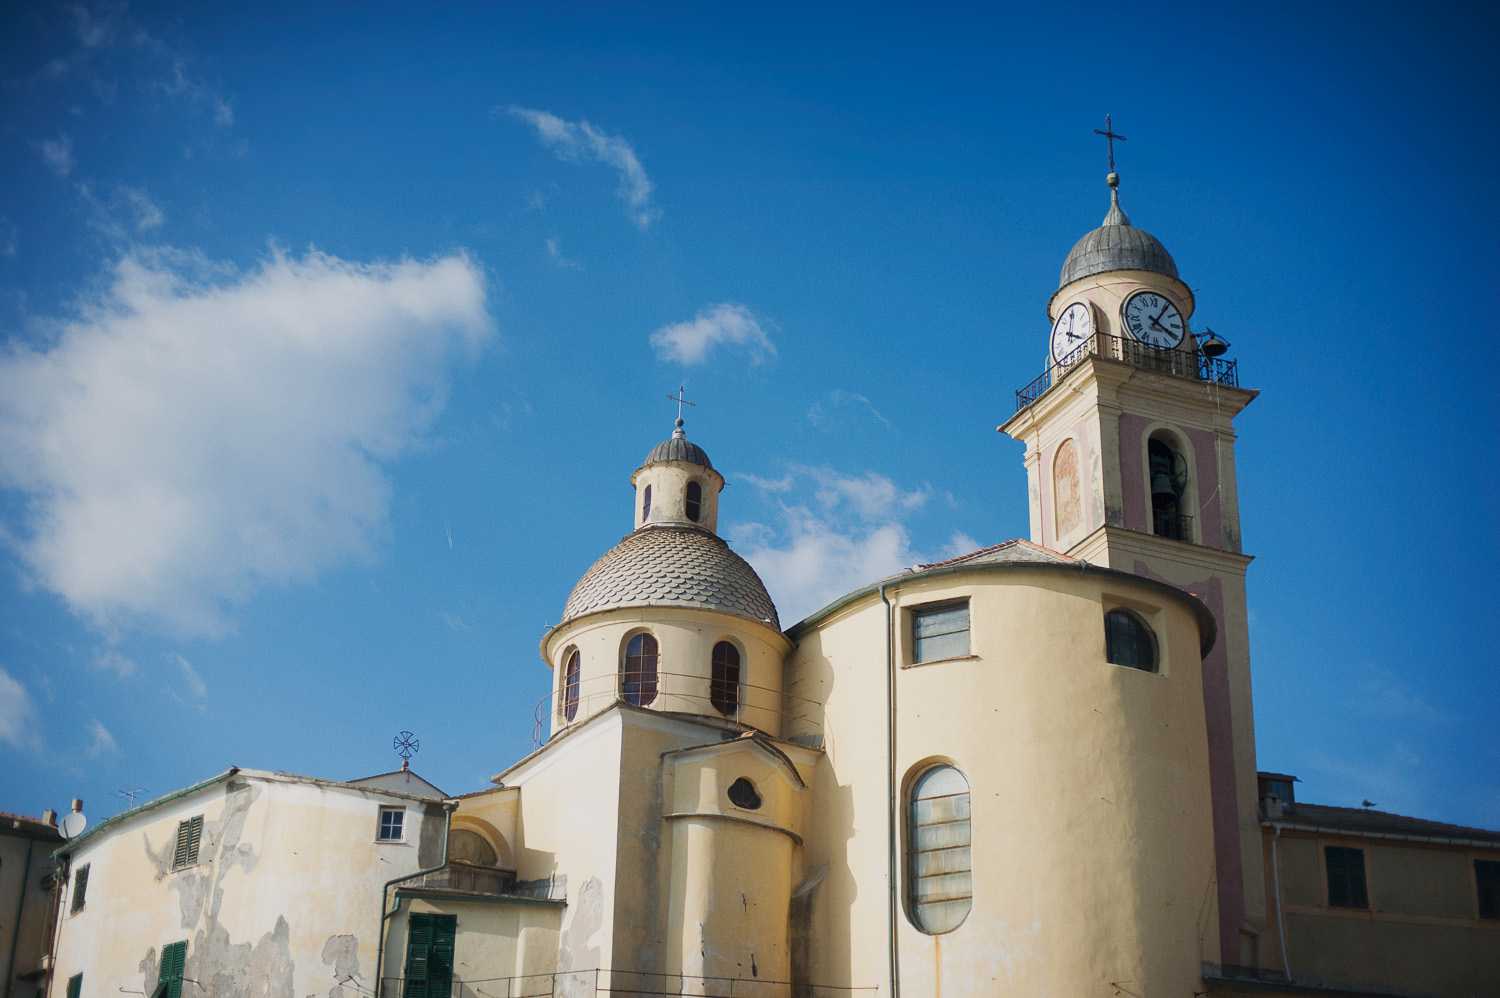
[0,669,37,748]
[0,217,18,259]
[505,107,659,229]
[732,466,941,623]
[86,719,118,757]
[545,236,583,270]
[39,134,75,177]
[93,648,137,676]
[0,246,492,636]
[650,303,775,366]
[808,389,892,431]
[176,655,207,700]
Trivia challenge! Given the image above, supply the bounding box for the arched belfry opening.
[1148,435,1190,541]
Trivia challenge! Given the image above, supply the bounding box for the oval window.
[908,764,972,934]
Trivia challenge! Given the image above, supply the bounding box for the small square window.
[378,807,405,842]
[1325,845,1368,909]
[173,815,203,870]
[69,863,90,914]
[912,602,970,664]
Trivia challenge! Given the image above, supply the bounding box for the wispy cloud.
[86,719,118,758]
[808,389,892,431]
[176,655,207,700]
[732,466,941,622]
[0,217,16,259]
[0,669,37,749]
[93,648,137,677]
[38,134,75,177]
[0,246,493,636]
[505,107,658,229]
[545,236,583,270]
[650,303,775,366]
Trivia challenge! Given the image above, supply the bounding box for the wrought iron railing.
[532,672,826,748]
[1014,333,1239,411]
[374,968,878,997]
[1152,508,1194,542]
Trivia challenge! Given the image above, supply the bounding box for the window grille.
[710,641,740,716]
[1104,609,1157,672]
[907,765,972,934]
[913,603,969,663]
[173,815,203,869]
[623,633,659,706]
[1325,845,1369,909]
[379,807,406,842]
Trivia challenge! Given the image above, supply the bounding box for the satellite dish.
[59,811,87,840]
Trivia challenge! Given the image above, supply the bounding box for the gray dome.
[1058,191,1178,289]
[561,526,779,628]
[643,420,713,470]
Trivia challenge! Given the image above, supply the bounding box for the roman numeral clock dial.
[1050,301,1094,363]
[1122,290,1186,350]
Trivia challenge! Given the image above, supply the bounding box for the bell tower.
[1000,150,1266,974]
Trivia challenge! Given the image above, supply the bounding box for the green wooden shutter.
[403,914,457,998]
[70,864,89,913]
[66,974,82,998]
[160,940,187,998]
[1477,859,1500,919]
[186,816,203,864]
[1325,846,1368,909]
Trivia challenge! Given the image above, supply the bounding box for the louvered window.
[1476,859,1500,919]
[1325,845,1369,909]
[912,603,969,664]
[153,940,186,998]
[685,481,702,522]
[173,816,203,869]
[907,765,972,933]
[622,633,659,706]
[710,641,740,716]
[69,864,89,914]
[403,913,457,998]
[1104,609,1157,672]
[563,650,581,721]
[66,974,82,998]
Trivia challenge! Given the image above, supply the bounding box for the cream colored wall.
[1050,269,1197,334]
[47,773,442,998]
[629,460,725,532]
[386,896,563,995]
[542,606,791,740]
[787,566,1220,997]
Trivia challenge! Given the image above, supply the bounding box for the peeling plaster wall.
[49,772,441,998]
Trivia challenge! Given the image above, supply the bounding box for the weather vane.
[393,730,420,763]
[666,385,695,423]
[1094,114,1127,177]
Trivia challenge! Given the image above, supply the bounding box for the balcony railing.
[1014,333,1239,412]
[533,671,827,748]
[1152,508,1194,542]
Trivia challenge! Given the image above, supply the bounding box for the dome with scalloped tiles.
[1058,186,1178,289]
[560,526,779,629]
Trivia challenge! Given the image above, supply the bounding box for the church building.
[36,167,1500,998]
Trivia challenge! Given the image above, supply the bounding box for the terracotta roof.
[561,526,779,628]
[1274,802,1500,845]
[0,811,63,841]
[917,539,1077,570]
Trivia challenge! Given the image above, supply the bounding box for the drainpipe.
[1271,823,1290,979]
[372,800,457,998]
[4,836,35,998]
[880,583,901,998]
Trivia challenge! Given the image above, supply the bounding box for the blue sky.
[1,1,1496,831]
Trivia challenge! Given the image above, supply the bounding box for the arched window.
[1149,436,1187,540]
[1104,609,1157,672]
[908,764,972,934]
[622,633,659,706]
[710,640,741,716]
[685,481,702,522]
[642,484,652,522]
[563,649,581,721]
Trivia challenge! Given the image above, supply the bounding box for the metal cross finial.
[393,730,419,761]
[666,386,695,423]
[1094,114,1127,174]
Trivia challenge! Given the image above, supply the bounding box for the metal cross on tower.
[1094,114,1127,174]
[666,386,695,423]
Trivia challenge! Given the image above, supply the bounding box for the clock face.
[1122,290,1185,349]
[1050,301,1094,363]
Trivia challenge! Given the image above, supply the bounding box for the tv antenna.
[113,787,147,811]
